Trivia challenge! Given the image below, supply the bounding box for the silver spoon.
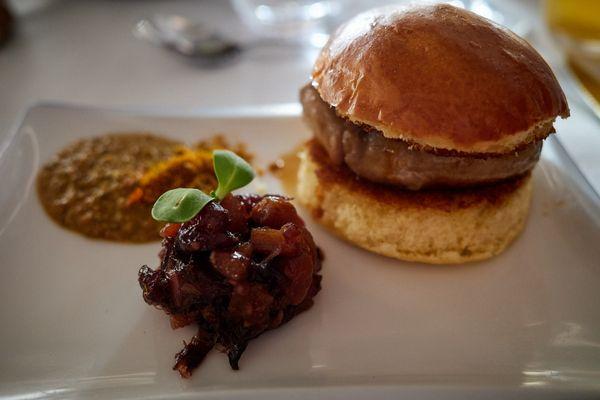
[133,13,322,63]
[133,14,241,59]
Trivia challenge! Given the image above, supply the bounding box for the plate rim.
[0,101,303,168]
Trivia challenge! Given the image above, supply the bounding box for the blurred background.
[0,0,598,185]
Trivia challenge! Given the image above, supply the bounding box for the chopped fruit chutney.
[138,194,322,377]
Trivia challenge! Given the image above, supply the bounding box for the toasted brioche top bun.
[312,4,569,153]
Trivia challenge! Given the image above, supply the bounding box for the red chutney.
[138,194,322,378]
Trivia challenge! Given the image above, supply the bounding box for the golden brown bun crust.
[312,4,569,153]
[297,140,533,264]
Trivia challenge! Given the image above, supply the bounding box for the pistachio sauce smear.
[37,133,182,242]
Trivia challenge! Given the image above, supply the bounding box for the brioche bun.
[297,141,532,264]
[312,4,569,154]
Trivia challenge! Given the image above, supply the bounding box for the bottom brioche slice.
[296,140,532,264]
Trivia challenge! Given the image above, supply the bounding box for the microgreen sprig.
[151,188,213,223]
[151,150,254,223]
[212,149,255,200]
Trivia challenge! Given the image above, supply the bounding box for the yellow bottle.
[545,0,600,104]
[546,0,600,41]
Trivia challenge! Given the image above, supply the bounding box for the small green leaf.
[212,150,255,200]
[151,188,213,223]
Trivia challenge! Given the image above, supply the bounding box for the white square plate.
[0,103,599,399]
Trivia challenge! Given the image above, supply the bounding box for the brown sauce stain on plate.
[269,145,303,197]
